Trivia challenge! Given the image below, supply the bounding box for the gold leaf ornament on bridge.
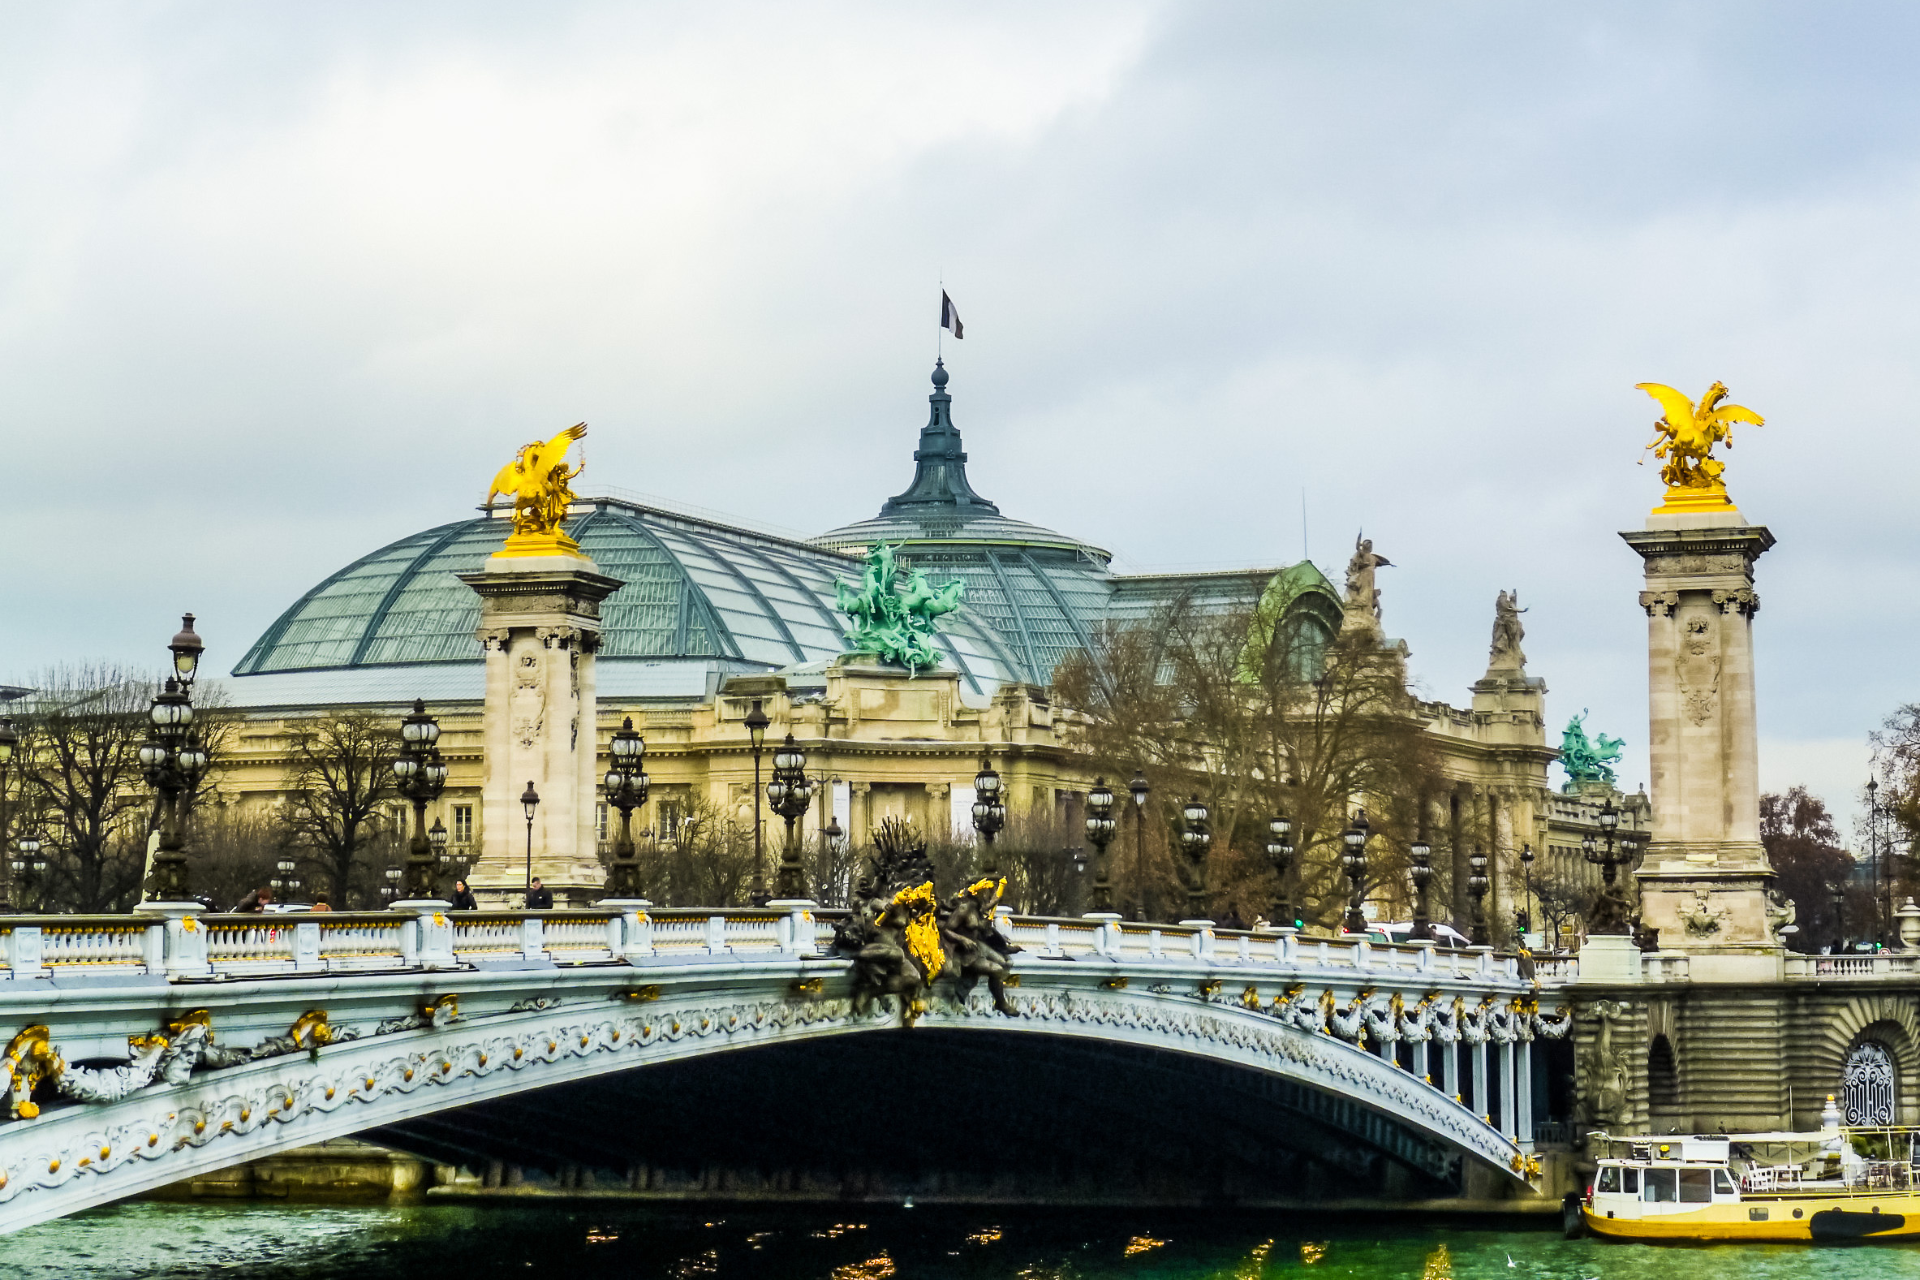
[1635,381,1764,514]
[486,422,589,558]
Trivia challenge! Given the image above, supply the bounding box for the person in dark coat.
[231,886,273,913]
[525,877,554,910]
[449,880,478,911]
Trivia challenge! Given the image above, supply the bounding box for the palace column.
[461,552,622,908]
[1621,502,1778,980]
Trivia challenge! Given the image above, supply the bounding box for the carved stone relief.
[1676,613,1721,726]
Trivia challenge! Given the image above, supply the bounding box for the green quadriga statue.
[835,543,964,674]
[1560,709,1624,791]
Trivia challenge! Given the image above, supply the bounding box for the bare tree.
[280,712,400,910]
[14,667,159,912]
[1054,587,1437,929]
[1761,787,1855,954]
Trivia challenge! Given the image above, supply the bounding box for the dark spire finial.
[931,358,949,389]
[875,360,998,518]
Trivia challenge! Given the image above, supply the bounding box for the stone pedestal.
[1621,508,1780,978]
[459,553,623,908]
[1578,933,1643,984]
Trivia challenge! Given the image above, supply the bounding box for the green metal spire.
[877,359,999,518]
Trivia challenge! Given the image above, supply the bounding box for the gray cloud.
[3,1,1913,828]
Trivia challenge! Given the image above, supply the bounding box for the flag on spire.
[940,290,963,340]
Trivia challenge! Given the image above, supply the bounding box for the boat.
[1582,1097,1920,1243]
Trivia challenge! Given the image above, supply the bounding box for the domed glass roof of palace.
[229,360,1338,709]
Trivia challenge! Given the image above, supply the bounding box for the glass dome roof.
[232,499,1023,694]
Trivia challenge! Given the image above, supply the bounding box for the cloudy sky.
[3,3,1914,834]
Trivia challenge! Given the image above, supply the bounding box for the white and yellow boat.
[1583,1104,1920,1243]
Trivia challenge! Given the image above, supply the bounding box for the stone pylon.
[1621,504,1779,980]
[460,549,623,908]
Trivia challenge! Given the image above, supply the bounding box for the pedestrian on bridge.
[230,886,273,913]
[450,880,478,911]
[525,878,553,910]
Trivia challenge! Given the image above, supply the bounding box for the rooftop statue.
[1635,381,1763,507]
[1559,709,1624,791]
[835,543,965,674]
[1488,589,1527,668]
[486,422,588,552]
[1342,534,1391,627]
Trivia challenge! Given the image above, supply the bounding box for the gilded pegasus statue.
[1635,381,1763,496]
[486,423,587,538]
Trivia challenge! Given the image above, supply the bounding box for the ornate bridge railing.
[0,907,1555,986]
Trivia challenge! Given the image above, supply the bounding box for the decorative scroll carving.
[1638,590,1679,617]
[1712,588,1758,616]
[1579,1000,1633,1129]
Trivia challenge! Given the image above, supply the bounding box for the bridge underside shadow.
[368,1030,1462,1204]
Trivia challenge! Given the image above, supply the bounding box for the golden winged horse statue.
[486,422,588,551]
[1634,381,1763,509]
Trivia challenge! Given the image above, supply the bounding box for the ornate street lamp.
[1829,881,1847,952]
[9,832,45,909]
[1868,778,1884,947]
[602,716,650,899]
[1467,847,1490,945]
[1266,812,1295,930]
[520,781,540,895]
[1409,835,1433,942]
[1128,768,1150,921]
[381,864,401,903]
[1084,777,1117,913]
[745,699,771,905]
[392,700,447,900]
[271,856,301,896]
[972,756,1006,875]
[1340,809,1371,934]
[429,818,449,868]
[821,815,845,901]
[766,733,815,899]
[1178,795,1211,919]
[140,615,213,904]
[1581,797,1638,936]
[1519,841,1537,941]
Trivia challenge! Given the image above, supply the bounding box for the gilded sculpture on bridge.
[835,543,965,674]
[942,876,1021,1016]
[485,422,589,555]
[1635,381,1763,510]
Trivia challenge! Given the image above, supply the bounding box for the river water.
[3,1201,1918,1279]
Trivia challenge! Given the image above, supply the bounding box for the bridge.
[0,904,1566,1232]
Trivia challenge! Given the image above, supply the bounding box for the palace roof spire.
[876,359,1000,518]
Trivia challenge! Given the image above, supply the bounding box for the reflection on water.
[3,1201,1919,1279]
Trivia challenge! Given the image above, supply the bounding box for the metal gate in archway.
[1843,1041,1896,1125]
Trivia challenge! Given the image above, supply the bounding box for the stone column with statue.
[460,423,624,908]
[1620,381,1780,981]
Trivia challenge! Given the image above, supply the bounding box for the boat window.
[1597,1167,1620,1194]
[1713,1168,1737,1197]
[1644,1168,1678,1202]
[1623,1167,1639,1194]
[1679,1168,1713,1203]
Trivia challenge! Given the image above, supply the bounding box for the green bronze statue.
[835,543,965,674]
[1559,710,1624,791]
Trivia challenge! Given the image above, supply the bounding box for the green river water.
[2,1202,1917,1279]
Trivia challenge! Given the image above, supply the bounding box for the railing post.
[521,915,545,961]
[143,922,167,974]
[1517,1038,1535,1152]
[1081,911,1122,958]
[1354,938,1372,970]
[771,901,817,957]
[1414,939,1435,973]
[5,927,43,980]
[164,916,209,978]
[409,909,455,969]
[1278,928,1298,964]
[293,921,322,972]
[1045,922,1062,957]
[1148,928,1163,960]
[706,915,727,956]
[615,903,654,962]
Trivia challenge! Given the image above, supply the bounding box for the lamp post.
[821,816,844,903]
[971,756,1005,875]
[1868,778,1883,947]
[139,614,209,903]
[1178,795,1211,920]
[1128,768,1151,921]
[745,699,770,905]
[0,719,17,909]
[1084,777,1117,913]
[1581,797,1639,936]
[766,733,815,899]
[271,856,301,898]
[1519,841,1536,943]
[381,864,401,903]
[9,833,45,911]
[1467,847,1490,945]
[429,817,450,877]
[1266,812,1295,930]
[1340,809,1371,935]
[1829,880,1847,952]
[520,781,540,894]
[392,700,448,900]
[602,716,650,899]
[1409,835,1433,942]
